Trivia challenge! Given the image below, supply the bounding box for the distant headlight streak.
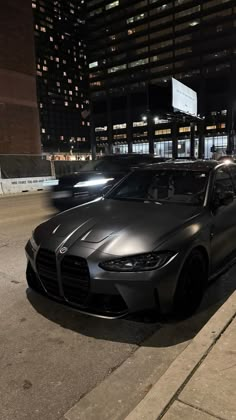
[74,178,114,188]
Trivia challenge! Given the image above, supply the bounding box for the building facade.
[0,0,41,154]
[87,0,236,158]
[32,0,90,153]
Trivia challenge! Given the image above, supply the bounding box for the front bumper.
[25,241,181,319]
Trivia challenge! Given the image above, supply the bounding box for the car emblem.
[60,246,68,254]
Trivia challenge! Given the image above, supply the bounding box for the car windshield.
[107,169,209,205]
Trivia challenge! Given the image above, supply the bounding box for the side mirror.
[212,190,234,209]
[221,190,234,206]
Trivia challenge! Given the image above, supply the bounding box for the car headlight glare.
[74,178,114,188]
[99,251,177,272]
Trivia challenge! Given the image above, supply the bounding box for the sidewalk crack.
[177,398,227,420]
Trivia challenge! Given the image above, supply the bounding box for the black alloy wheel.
[173,249,207,318]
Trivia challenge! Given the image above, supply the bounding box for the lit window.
[133,121,147,127]
[65,102,68,106]
[105,1,119,10]
[129,58,149,68]
[113,123,127,130]
[206,125,217,130]
[42,128,46,133]
[155,129,171,135]
[127,13,146,24]
[108,64,127,73]
[89,61,98,69]
[95,126,107,132]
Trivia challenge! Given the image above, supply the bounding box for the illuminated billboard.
[172,78,197,117]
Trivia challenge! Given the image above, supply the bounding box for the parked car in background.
[26,160,236,319]
[50,154,166,211]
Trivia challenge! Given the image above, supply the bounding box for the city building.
[32,0,90,153]
[87,0,236,158]
[0,0,40,154]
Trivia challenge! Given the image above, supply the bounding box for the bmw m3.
[26,160,236,318]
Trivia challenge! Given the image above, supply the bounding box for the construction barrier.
[0,177,56,194]
[0,155,87,195]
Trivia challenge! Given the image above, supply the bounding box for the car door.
[210,165,236,272]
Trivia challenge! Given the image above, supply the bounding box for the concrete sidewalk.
[126,291,236,420]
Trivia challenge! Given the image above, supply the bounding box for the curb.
[125,290,236,420]
[0,190,48,198]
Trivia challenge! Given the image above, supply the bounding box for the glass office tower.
[33,0,90,152]
[87,0,236,157]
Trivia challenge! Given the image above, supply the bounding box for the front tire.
[173,249,207,318]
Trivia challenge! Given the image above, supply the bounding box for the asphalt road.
[0,193,235,420]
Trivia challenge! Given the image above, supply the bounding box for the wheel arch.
[191,245,210,278]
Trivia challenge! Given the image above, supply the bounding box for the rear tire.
[173,249,207,318]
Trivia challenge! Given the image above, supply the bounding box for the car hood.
[34,199,204,256]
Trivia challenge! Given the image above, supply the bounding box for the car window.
[212,168,234,198]
[229,166,236,193]
[107,170,208,205]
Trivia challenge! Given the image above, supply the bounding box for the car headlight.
[99,251,177,272]
[74,178,114,188]
[29,231,38,250]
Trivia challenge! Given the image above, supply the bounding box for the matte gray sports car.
[26,160,236,318]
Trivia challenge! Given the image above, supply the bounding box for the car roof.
[101,154,153,159]
[137,159,235,172]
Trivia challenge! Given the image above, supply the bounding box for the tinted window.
[229,166,236,193]
[213,168,234,196]
[107,170,208,205]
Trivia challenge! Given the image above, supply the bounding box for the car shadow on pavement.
[26,264,236,348]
